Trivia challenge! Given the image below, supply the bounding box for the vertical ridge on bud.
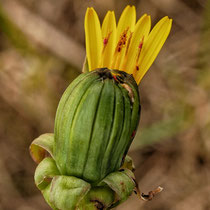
[54,72,101,174]
[83,79,115,182]
[100,84,124,178]
[112,84,132,170]
[66,81,104,178]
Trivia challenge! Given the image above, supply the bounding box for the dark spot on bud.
[91,200,105,210]
[120,181,126,192]
[131,130,136,138]
[97,68,113,80]
[116,75,124,83]
[112,75,118,82]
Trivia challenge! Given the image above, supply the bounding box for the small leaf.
[50,176,91,210]
[34,157,60,190]
[30,133,54,163]
[78,186,115,209]
[121,155,135,172]
[99,169,135,205]
[42,184,59,210]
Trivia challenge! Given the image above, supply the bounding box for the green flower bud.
[54,68,140,183]
[30,69,143,209]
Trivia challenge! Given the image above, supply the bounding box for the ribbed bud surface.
[54,68,140,183]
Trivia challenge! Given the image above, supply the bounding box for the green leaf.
[42,184,59,210]
[30,133,54,163]
[99,169,135,206]
[34,157,60,190]
[50,176,91,210]
[78,186,115,210]
[121,155,135,172]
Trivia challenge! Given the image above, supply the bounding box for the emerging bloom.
[30,6,171,210]
[85,6,172,84]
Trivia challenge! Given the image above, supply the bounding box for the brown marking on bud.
[113,74,118,81]
[122,83,134,103]
[111,73,124,84]
[131,130,136,138]
[91,200,105,210]
[120,181,126,192]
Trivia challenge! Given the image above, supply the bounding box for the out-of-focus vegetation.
[0,0,209,209]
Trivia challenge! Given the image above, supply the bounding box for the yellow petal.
[112,28,130,70]
[122,14,151,74]
[116,5,136,43]
[101,11,116,68]
[135,17,172,84]
[112,6,136,70]
[85,7,102,71]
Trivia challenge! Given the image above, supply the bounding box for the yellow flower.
[85,5,172,84]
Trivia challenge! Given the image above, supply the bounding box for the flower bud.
[54,68,140,183]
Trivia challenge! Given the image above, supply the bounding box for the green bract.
[30,68,141,209]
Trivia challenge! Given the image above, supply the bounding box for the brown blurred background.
[0,0,210,209]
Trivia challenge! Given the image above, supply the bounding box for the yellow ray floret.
[84,6,172,85]
[85,7,102,71]
[101,11,116,68]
